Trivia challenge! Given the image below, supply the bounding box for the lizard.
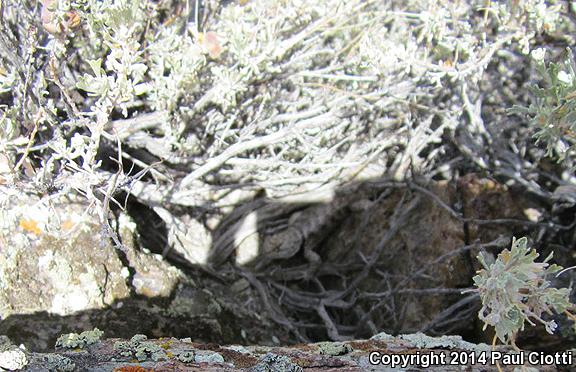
[210,181,370,273]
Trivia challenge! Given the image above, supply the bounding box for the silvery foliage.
[510,47,576,162]
[473,237,572,344]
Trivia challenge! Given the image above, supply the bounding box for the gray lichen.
[316,341,353,356]
[224,345,251,354]
[0,348,28,371]
[398,332,490,352]
[0,336,14,352]
[113,334,167,362]
[250,353,303,372]
[136,342,165,362]
[113,341,133,358]
[177,351,195,363]
[370,332,396,342]
[55,328,104,349]
[129,334,148,344]
[194,351,225,364]
[45,354,75,372]
[0,336,28,371]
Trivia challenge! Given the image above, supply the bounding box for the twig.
[240,269,308,343]
[180,110,340,187]
[13,114,39,173]
[100,135,126,251]
[317,302,349,341]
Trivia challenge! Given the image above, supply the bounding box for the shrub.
[510,47,576,162]
[471,237,574,346]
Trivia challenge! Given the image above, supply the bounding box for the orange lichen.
[19,218,42,235]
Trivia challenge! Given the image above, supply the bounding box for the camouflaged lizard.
[210,183,367,271]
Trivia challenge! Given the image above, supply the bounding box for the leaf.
[133,82,149,96]
[87,59,104,78]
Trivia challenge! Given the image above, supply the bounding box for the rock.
[43,354,75,372]
[117,213,182,298]
[113,334,167,362]
[457,173,528,242]
[0,348,28,371]
[56,328,104,349]
[195,351,225,364]
[397,332,490,351]
[0,193,130,317]
[177,350,195,363]
[316,341,353,356]
[321,180,471,334]
[251,353,303,372]
[0,190,130,350]
[0,333,561,371]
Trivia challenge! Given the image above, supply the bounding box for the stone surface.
[3,332,564,371]
[322,181,471,332]
[457,173,530,242]
[118,212,182,298]
[0,190,273,351]
[0,188,130,317]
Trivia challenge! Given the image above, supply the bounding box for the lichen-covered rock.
[195,351,225,364]
[224,345,251,354]
[0,348,28,371]
[177,350,195,363]
[0,332,562,371]
[316,341,353,356]
[113,334,167,362]
[397,332,490,351]
[56,328,104,349]
[0,191,131,318]
[250,353,303,372]
[44,354,75,372]
[117,213,182,298]
[0,336,27,371]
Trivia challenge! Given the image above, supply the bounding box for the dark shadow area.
[206,176,485,344]
[0,293,257,352]
[205,173,576,349]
